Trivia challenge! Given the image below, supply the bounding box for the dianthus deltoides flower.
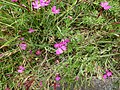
[19,42,27,50]
[35,50,41,56]
[32,0,50,9]
[18,66,25,73]
[100,1,111,10]
[55,74,61,81]
[52,6,60,14]
[54,39,70,55]
[103,70,112,79]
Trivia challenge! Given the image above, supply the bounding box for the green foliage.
[0,0,120,89]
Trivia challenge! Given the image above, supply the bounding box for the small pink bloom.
[100,2,108,7]
[18,69,24,73]
[19,42,27,50]
[55,75,61,81]
[104,5,111,10]
[32,0,51,9]
[106,70,112,77]
[28,28,35,33]
[54,39,70,55]
[18,66,25,73]
[75,76,79,81]
[56,48,63,55]
[39,81,43,87]
[20,37,24,40]
[107,71,112,77]
[35,50,41,55]
[32,0,41,9]
[40,0,51,7]
[100,2,111,10]
[103,74,107,79]
[19,66,25,71]
[11,0,18,2]
[52,6,60,14]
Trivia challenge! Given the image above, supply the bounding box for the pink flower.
[103,74,107,79]
[32,0,41,9]
[100,2,111,10]
[103,70,112,79]
[52,6,60,14]
[103,5,111,10]
[19,42,27,50]
[32,0,50,9]
[54,39,70,55]
[54,39,70,48]
[18,69,24,73]
[18,66,25,73]
[55,75,61,81]
[20,37,24,40]
[40,0,51,7]
[19,66,25,70]
[56,48,63,55]
[28,28,35,33]
[35,50,41,55]
[107,71,112,77]
[75,76,79,81]
[106,70,112,77]
[39,81,43,87]
[11,0,18,2]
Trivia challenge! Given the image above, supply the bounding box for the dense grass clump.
[0,0,120,89]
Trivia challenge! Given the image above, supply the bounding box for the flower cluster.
[103,70,112,79]
[18,66,25,73]
[32,0,60,14]
[32,0,50,9]
[54,39,70,55]
[100,2,111,10]
[19,42,27,50]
